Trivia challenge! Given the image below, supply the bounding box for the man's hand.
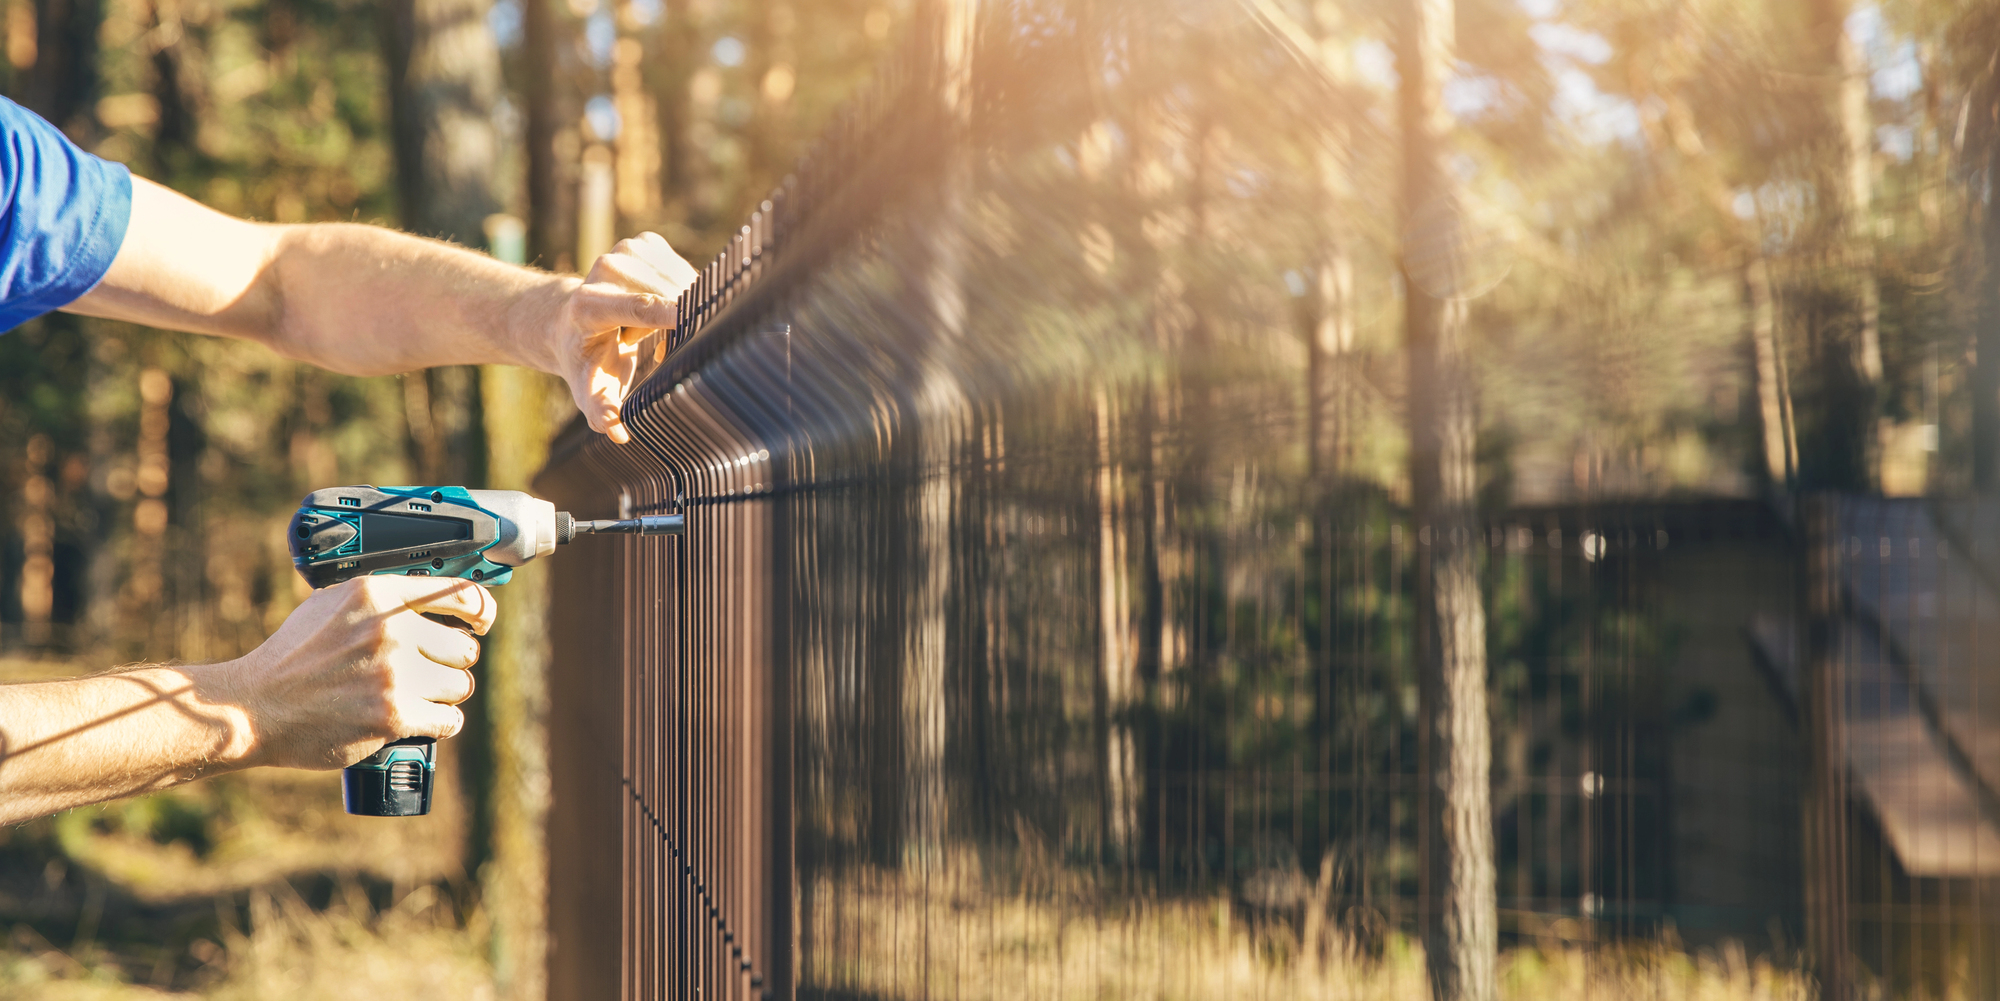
[222,576,495,770]
[0,576,495,824]
[546,233,701,445]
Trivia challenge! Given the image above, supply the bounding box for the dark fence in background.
[534,3,2000,998]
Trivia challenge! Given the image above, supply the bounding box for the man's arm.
[62,177,699,444]
[0,667,253,823]
[0,576,492,825]
[15,173,695,822]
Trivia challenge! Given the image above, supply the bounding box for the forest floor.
[0,657,495,999]
[0,658,1832,1001]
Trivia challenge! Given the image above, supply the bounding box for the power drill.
[287,485,682,817]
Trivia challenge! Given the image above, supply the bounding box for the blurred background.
[2,0,2000,997]
[0,0,896,996]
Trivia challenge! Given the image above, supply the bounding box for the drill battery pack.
[341,737,435,817]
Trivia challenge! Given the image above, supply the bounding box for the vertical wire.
[622,535,635,1001]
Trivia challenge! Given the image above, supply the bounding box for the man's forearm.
[65,177,573,379]
[0,577,496,827]
[68,176,691,444]
[259,223,573,377]
[0,666,253,825]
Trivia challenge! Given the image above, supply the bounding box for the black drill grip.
[340,610,475,817]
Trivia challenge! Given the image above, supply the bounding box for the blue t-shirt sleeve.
[0,96,133,332]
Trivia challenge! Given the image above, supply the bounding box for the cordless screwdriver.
[286,485,682,817]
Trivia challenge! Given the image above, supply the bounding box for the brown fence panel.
[533,4,2000,998]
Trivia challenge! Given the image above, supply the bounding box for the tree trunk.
[1093,386,1137,866]
[1746,257,1794,488]
[18,435,53,648]
[1972,53,2000,493]
[3,0,32,88]
[1306,0,1356,486]
[898,0,976,872]
[651,0,692,234]
[1804,0,1879,491]
[1120,99,1172,876]
[1397,0,1496,998]
[1078,117,1137,869]
[1304,163,1353,829]
[383,0,504,246]
[1825,0,1880,386]
[522,0,576,271]
[1304,9,1356,782]
[381,0,496,486]
[125,367,172,657]
[21,0,98,131]
[481,366,563,1001]
[145,0,198,171]
[382,0,501,899]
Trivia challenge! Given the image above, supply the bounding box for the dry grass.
[43,768,467,904]
[0,882,493,1001]
[803,868,1814,1001]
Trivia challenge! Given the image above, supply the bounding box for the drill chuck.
[557,513,685,541]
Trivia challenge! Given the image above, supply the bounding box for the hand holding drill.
[227,574,493,773]
[287,485,682,815]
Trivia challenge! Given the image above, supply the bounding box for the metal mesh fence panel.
[533,3,2000,998]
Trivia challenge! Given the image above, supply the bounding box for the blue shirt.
[0,96,132,331]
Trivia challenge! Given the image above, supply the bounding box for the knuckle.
[368,657,400,696]
[351,575,395,610]
[373,691,402,733]
[328,576,366,607]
